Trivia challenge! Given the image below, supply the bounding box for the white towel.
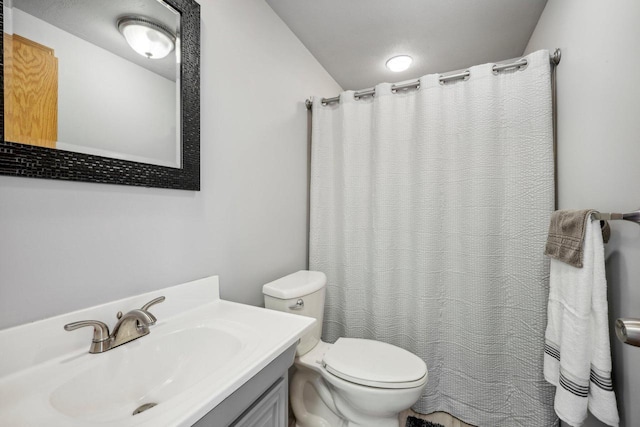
[544,219,619,426]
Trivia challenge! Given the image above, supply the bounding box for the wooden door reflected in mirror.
[4,33,58,148]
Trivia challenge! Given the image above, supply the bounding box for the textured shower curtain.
[309,50,557,426]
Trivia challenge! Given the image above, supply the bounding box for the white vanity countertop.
[0,276,315,426]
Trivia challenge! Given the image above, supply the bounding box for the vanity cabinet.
[0,275,313,427]
[230,377,286,427]
[192,343,295,427]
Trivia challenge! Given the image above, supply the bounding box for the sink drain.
[133,402,158,416]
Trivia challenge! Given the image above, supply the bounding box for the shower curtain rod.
[305,48,562,109]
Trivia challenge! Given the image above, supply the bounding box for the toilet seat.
[322,338,427,389]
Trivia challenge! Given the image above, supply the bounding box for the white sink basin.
[50,326,244,423]
[0,276,315,426]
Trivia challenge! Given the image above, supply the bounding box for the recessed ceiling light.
[386,55,413,72]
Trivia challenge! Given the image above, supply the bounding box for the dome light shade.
[118,17,175,59]
[386,55,413,72]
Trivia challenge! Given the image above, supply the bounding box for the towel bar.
[616,319,640,347]
[592,209,640,224]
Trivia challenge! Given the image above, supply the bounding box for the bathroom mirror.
[0,0,200,190]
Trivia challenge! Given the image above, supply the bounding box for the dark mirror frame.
[0,0,200,190]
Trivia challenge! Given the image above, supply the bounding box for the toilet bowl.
[263,271,428,427]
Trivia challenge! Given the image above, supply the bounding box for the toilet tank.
[263,271,326,356]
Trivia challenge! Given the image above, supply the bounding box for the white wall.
[0,0,341,329]
[525,1,640,426]
[11,8,178,166]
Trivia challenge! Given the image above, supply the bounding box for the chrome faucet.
[64,296,165,354]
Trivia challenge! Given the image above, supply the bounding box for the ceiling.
[265,0,549,91]
[11,0,179,81]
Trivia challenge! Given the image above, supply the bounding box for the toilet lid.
[322,338,427,389]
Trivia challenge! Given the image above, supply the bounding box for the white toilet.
[263,270,428,427]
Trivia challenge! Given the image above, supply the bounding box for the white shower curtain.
[310,50,557,426]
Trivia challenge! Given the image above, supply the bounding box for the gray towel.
[544,209,594,268]
[544,209,611,268]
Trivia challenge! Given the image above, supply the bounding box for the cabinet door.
[231,377,287,427]
[4,33,58,148]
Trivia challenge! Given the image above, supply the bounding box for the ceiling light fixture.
[386,55,413,72]
[117,16,176,60]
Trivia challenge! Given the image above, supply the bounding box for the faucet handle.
[141,296,165,312]
[139,296,165,325]
[64,320,111,353]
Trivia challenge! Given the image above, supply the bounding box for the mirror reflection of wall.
[2,0,181,168]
